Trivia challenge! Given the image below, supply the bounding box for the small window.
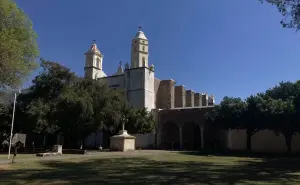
[142,46,145,51]
[96,58,100,68]
[142,57,146,66]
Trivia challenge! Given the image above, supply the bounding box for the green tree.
[264,81,300,152]
[100,90,127,135]
[54,79,95,148]
[0,0,39,91]
[125,107,155,134]
[0,103,11,143]
[265,81,298,101]
[14,59,157,148]
[16,59,77,146]
[206,96,269,151]
[266,98,298,153]
[260,0,300,30]
[243,95,268,151]
[205,97,248,148]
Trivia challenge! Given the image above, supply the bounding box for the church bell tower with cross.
[125,27,155,111]
[130,26,149,68]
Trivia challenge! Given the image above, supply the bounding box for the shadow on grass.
[179,149,300,158]
[1,156,300,184]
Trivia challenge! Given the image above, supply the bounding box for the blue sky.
[16,0,300,103]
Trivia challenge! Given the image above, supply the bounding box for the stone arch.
[160,122,180,150]
[182,122,201,150]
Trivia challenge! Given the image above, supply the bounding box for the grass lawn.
[0,150,300,185]
[0,154,36,160]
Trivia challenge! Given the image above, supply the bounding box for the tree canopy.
[206,80,300,153]
[6,59,155,148]
[260,0,300,30]
[0,0,39,91]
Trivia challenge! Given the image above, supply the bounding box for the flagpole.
[8,92,17,159]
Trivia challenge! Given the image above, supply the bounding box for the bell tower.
[130,26,149,68]
[126,27,155,111]
[84,40,106,79]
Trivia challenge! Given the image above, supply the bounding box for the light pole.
[8,90,21,159]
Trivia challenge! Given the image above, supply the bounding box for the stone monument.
[52,145,63,155]
[110,121,136,152]
[36,144,62,157]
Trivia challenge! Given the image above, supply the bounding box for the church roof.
[135,31,148,40]
[96,70,107,79]
[113,61,124,76]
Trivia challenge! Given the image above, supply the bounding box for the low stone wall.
[132,133,155,149]
[226,129,300,153]
[84,131,103,148]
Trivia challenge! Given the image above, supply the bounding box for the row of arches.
[160,122,203,150]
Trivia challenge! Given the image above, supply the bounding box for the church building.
[84,27,215,112]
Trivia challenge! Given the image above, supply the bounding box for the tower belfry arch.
[84,40,106,79]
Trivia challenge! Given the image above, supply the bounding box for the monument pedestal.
[52,145,63,155]
[110,130,136,152]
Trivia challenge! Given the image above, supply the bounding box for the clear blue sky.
[16,0,300,103]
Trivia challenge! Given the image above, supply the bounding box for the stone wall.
[194,93,201,106]
[132,133,155,149]
[174,85,186,107]
[101,74,125,90]
[226,129,300,153]
[84,131,103,148]
[185,90,194,107]
[157,107,213,149]
[154,78,161,100]
[156,79,175,109]
[201,94,208,106]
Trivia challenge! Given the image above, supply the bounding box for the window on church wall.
[142,46,145,51]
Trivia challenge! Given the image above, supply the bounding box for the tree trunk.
[284,135,292,153]
[43,133,47,148]
[246,130,252,152]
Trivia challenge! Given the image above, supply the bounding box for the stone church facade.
[84,27,215,111]
[83,27,216,149]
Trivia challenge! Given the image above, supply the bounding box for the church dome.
[135,27,148,40]
[135,31,147,40]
